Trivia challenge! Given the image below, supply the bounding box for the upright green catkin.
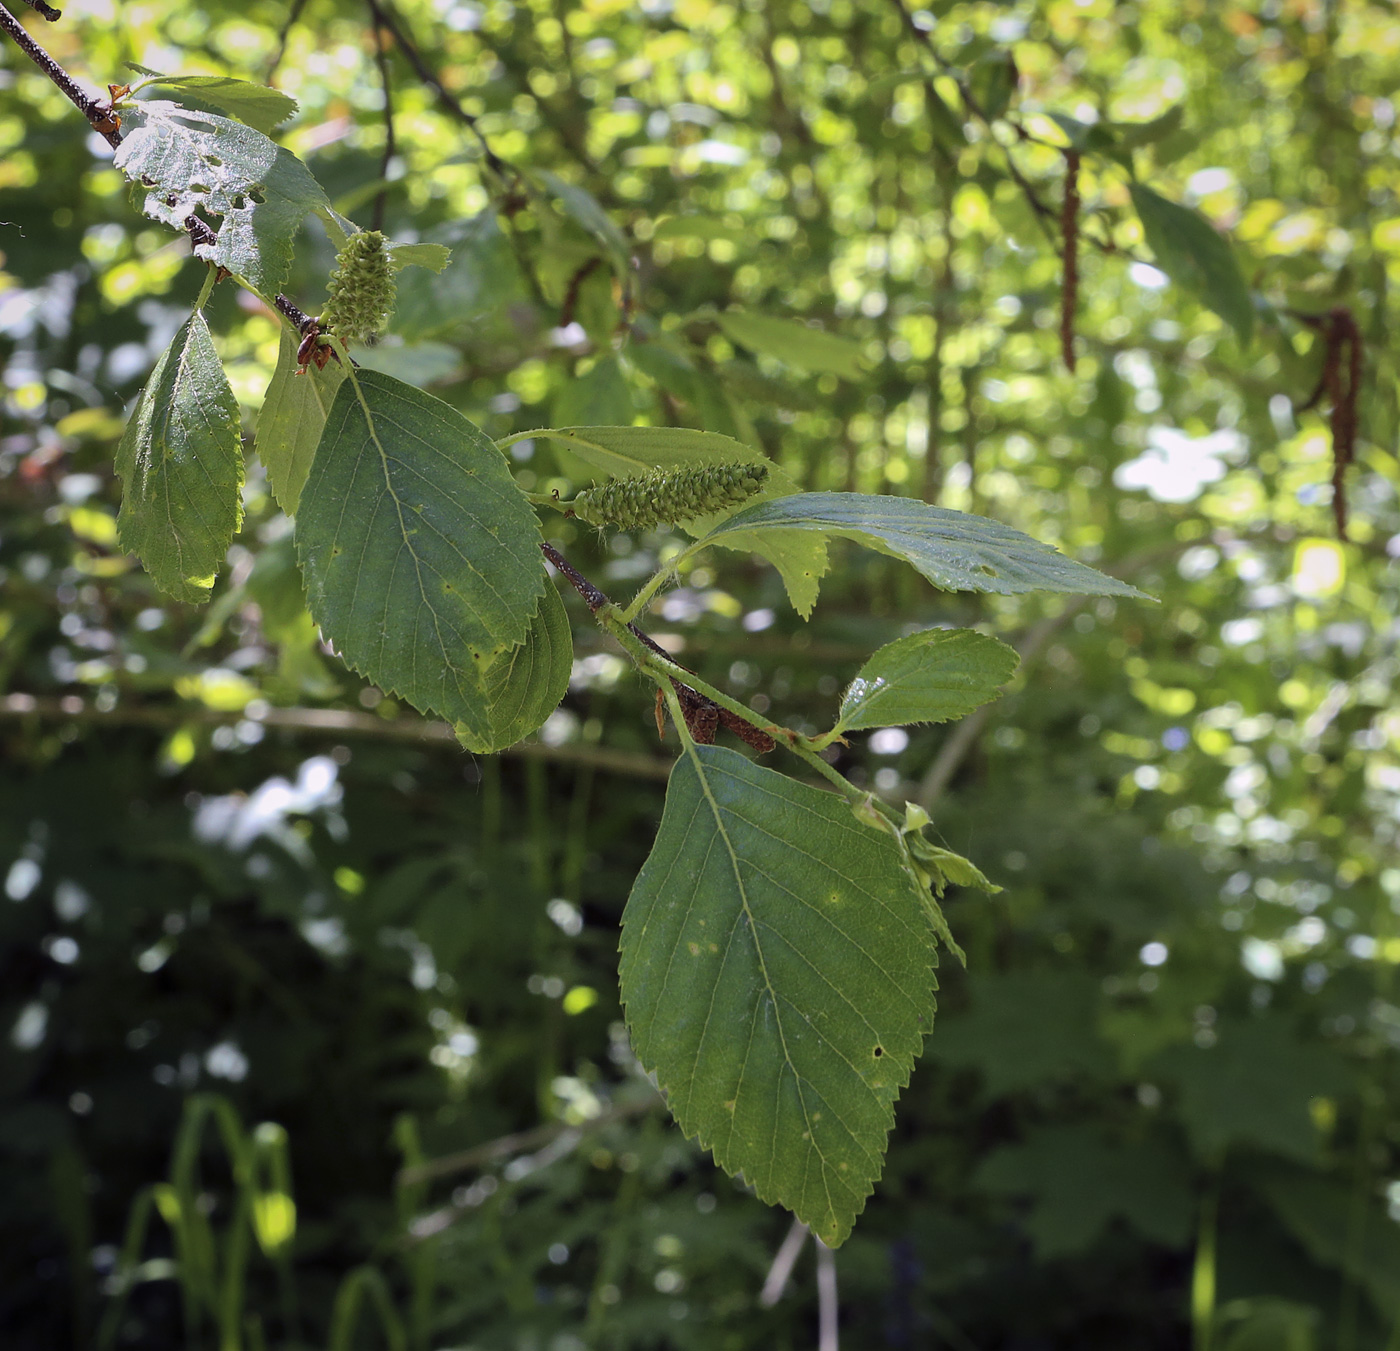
[320,231,395,345]
[573,462,768,530]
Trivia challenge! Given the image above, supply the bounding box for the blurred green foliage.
[2,0,1399,1347]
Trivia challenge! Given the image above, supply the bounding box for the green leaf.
[932,970,1114,1096]
[296,371,544,729]
[1256,1165,1400,1320]
[1151,1020,1351,1163]
[115,311,243,604]
[551,358,635,430]
[534,169,632,279]
[384,241,451,274]
[968,50,1019,122]
[697,493,1148,599]
[521,425,828,616]
[114,100,330,298]
[714,311,866,380]
[974,1126,1192,1256]
[455,583,572,753]
[130,75,298,133]
[1129,184,1254,345]
[620,744,936,1246]
[390,213,527,342]
[256,324,345,514]
[836,627,1019,732]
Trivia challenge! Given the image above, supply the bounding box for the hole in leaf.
[189,182,210,194]
[231,195,246,210]
[872,1045,884,1059]
[977,564,999,576]
[203,154,222,167]
[248,185,267,204]
[140,174,156,187]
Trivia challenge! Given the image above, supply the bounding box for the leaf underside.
[256,325,346,514]
[296,371,544,729]
[115,100,330,298]
[115,311,243,603]
[700,493,1148,599]
[620,744,936,1246]
[133,75,298,133]
[838,627,1020,732]
[455,583,572,753]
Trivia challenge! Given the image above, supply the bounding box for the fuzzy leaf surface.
[526,426,828,615]
[699,493,1147,599]
[455,583,572,753]
[115,311,243,603]
[255,325,345,514]
[620,744,935,1246]
[296,372,543,727]
[1130,184,1254,345]
[837,628,1019,732]
[114,99,329,297]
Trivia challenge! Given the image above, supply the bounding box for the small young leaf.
[697,493,1148,599]
[1129,184,1254,345]
[837,628,1019,732]
[114,100,330,298]
[714,311,866,380]
[455,583,572,753]
[620,744,936,1247]
[296,372,544,728]
[384,241,451,274]
[523,425,828,615]
[256,325,345,514]
[115,311,243,604]
[131,75,298,133]
[968,50,1019,121]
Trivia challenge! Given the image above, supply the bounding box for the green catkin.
[572,462,768,530]
[320,230,395,345]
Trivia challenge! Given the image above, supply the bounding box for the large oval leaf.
[696,492,1148,599]
[620,744,936,1246]
[837,627,1019,732]
[115,311,243,604]
[296,372,543,727]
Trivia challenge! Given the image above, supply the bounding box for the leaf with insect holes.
[524,426,829,616]
[714,310,866,380]
[620,744,936,1247]
[296,372,544,732]
[697,493,1148,599]
[256,325,345,514]
[115,311,244,604]
[114,99,330,297]
[1130,184,1254,345]
[836,628,1020,733]
[129,74,298,133]
[455,583,572,753]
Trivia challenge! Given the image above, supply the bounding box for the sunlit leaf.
[1130,184,1254,345]
[130,74,297,133]
[620,744,935,1246]
[115,99,330,297]
[697,493,1147,598]
[836,627,1019,732]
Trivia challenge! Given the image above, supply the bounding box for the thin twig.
[363,0,509,179]
[816,1238,839,1351]
[0,693,675,779]
[264,0,310,83]
[0,2,122,147]
[758,1219,810,1307]
[1060,151,1080,373]
[368,0,397,233]
[17,0,60,21]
